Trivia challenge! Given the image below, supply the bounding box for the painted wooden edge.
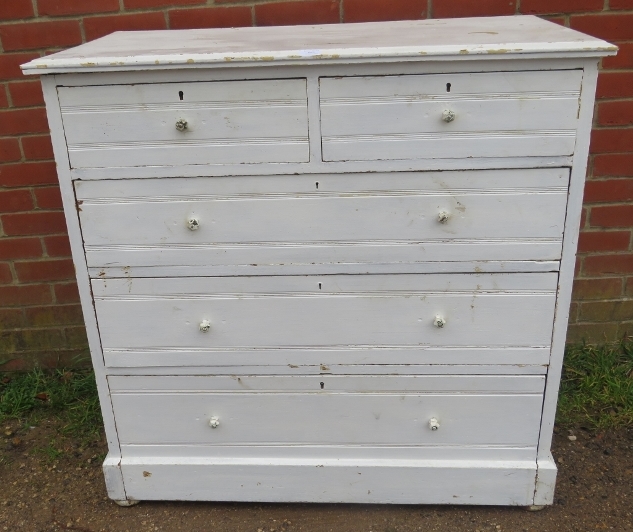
[533,452,557,506]
[40,76,122,456]
[120,457,538,505]
[21,16,616,75]
[102,453,128,502]
[537,60,600,462]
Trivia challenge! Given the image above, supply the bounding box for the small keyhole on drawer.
[446,83,451,92]
[315,182,319,189]
[318,283,322,290]
[179,91,184,100]
[320,382,325,389]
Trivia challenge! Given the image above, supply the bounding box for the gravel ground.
[1,419,631,532]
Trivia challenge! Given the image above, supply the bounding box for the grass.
[0,341,631,441]
[556,339,633,430]
[0,368,102,441]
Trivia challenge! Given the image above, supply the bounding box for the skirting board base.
[113,457,540,505]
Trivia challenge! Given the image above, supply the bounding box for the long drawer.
[109,375,545,449]
[77,169,568,276]
[58,79,309,168]
[320,70,582,161]
[93,273,557,367]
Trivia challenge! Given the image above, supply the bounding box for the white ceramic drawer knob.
[186,217,200,231]
[175,118,188,131]
[437,211,451,224]
[199,319,211,332]
[209,417,220,429]
[429,418,440,431]
[433,315,446,328]
[442,109,456,123]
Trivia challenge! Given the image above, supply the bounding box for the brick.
[596,72,633,98]
[84,13,167,42]
[0,238,42,260]
[0,108,49,136]
[64,326,89,348]
[577,230,631,252]
[169,6,252,29]
[584,178,633,202]
[571,14,633,41]
[520,0,602,14]
[36,348,92,370]
[25,304,84,327]
[1,211,67,236]
[0,284,52,306]
[0,263,12,284]
[590,129,633,154]
[610,0,633,9]
[343,0,425,22]
[0,189,34,213]
[584,253,633,274]
[38,0,119,16]
[593,154,633,177]
[433,0,516,18]
[44,235,71,257]
[0,21,82,52]
[626,276,633,296]
[602,42,633,70]
[0,87,7,108]
[34,186,63,210]
[0,161,58,187]
[0,0,34,20]
[566,322,620,344]
[9,81,45,107]
[572,278,623,301]
[0,308,25,330]
[255,1,339,26]
[14,258,75,283]
[0,329,65,353]
[578,300,633,322]
[54,282,79,303]
[21,135,54,160]
[0,53,40,81]
[597,101,633,127]
[589,205,633,228]
[0,138,21,163]
[125,0,204,9]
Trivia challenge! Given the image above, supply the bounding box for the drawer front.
[93,273,558,363]
[77,169,568,274]
[58,79,309,168]
[320,70,582,162]
[109,375,545,447]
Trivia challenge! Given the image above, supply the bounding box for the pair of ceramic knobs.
[198,315,446,333]
[186,211,451,231]
[207,416,441,430]
[174,110,456,133]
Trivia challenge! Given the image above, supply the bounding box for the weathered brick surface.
[169,6,252,29]
[0,1,632,370]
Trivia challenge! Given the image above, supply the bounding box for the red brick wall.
[0,1,632,369]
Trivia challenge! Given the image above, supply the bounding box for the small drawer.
[108,375,545,448]
[77,168,569,276]
[58,79,309,169]
[93,273,558,367]
[320,70,582,162]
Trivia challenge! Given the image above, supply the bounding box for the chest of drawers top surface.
[28,17,614,507]
[22,15,614,74]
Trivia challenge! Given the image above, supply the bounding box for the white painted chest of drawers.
[24,16,615,507]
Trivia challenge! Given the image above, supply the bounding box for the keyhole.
[318,283,322,290]
[446,83,451,92]
[178,91,184,100]
[315,182,319,189]
[320,382,324,389]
